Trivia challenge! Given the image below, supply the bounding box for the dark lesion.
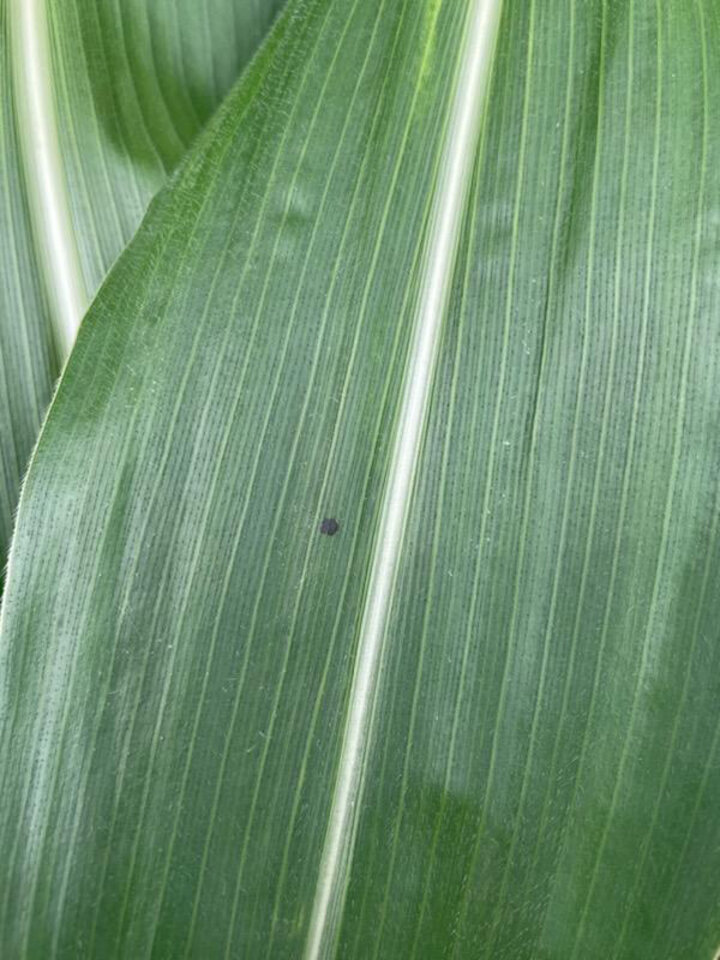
[320,518,339,536]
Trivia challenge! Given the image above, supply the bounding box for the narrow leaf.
[0,0,284,577]
[46,0,288,299]
[0,0,59,586]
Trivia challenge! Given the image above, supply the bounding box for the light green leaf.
[2,0,719,958]
[0,0,284,580]
[0,0,59,586]
[46,0,287,299]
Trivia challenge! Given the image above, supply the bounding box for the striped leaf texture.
[47,0,287,298]
[1,0,719,957]
[0,0,58,579]
[0,0,283,580]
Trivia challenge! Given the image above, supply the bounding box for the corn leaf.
[0,0,283,579]
[47,0,287,298]
[0,0,58,578]
[1,0,719,957]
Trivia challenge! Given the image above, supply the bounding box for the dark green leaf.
[1,1,719,957]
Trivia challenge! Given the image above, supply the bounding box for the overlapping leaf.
[0,0,58,580]
[0,0,284,579]
[47,0,287,295]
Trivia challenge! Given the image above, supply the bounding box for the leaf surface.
[47,0,287,297]
[0,0,283,577]
[0,0,59,584]
[1,0,719,958]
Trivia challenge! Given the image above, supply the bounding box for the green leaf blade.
[0,0,284,585]
[47,0,288,299]
[2,1,720,958]
[337,3,720,957]
[1,0,471,954]
[0,0,59,587]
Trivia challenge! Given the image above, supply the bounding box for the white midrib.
[10,0,87,359]
[303,1,503,956]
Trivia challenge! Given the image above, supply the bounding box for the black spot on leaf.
[320,518,339,536]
